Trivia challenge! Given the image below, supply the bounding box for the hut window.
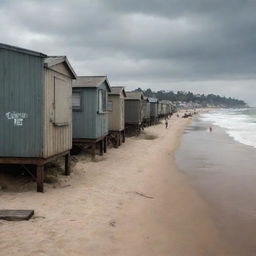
[108,101,113,112]
[72,92,81,110]
[98,90,107,113]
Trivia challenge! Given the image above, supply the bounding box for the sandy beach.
[0,113,228,256]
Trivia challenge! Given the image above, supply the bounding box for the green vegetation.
[134,88,247,108]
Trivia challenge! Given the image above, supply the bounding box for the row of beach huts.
[0,43,176,192]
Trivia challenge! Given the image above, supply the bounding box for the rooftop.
[73,76,111,91]
[109,86,126,97]
[126,91,144,100]
[0,43,46,58]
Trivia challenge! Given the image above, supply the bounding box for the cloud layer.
[0,0,255,105]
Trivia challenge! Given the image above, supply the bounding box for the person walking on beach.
[165,118,168,129]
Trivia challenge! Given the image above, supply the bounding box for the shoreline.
[0,111,227,256]
[176,114,256,256]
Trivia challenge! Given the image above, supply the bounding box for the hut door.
[120,99,125,129]
[54,77,70,126]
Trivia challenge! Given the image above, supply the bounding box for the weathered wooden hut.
[159,100,169,117]
[167,101,174,115]
[158,101,162,117]
[142,96,151,126]
[0,44,76,192]
[125,92,144,133]
[108,87,126,147]
[148,98,159,124]
[72,76,111,158]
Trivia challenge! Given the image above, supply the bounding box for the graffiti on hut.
[5,112,28,126]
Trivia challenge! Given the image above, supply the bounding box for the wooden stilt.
[36,165,44,193]
[118,132,121,146]
[122,130,125,143]
[91,143,96,160]
[114,133,118,148]
[103,137,107,153]
[99,140,104,156]
[65,153,70,176]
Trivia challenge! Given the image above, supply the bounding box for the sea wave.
[200,109,256,148]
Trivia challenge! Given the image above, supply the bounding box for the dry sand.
[0,113,228,256]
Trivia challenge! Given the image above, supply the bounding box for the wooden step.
[0,210,34,221]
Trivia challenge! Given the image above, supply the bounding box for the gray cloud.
[0,0,255,105]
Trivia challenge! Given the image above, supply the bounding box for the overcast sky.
[0,0,255,105]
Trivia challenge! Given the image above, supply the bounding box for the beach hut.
[125,92,144,133]
[159,100,169,117]
[108,87,126,147]
[72,76,111,158]
[0,43,76,192]
[142,96,151,126]
[168,101,175,115]
[164,101,175,116]
[158,101,162,117]
[148,97,159,124]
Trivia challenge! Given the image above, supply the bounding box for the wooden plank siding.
[72,88,97,139]
[108,94,125,131]
[150,103,158,118]
[125,100,142,124]
[72,81,109,139]
[43,64,72,158]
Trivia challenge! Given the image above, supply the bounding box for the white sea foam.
[200,108,256,148]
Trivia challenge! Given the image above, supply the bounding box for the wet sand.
[0,113,228,256]
[176,116,256,256]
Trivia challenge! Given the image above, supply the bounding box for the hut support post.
[36,165,44,193]
[118,132,121,146]
[104,137,107,153]
[91,143,96,160]
[65,153,70,176]
[99,140,104,156]
[122,130,125,143]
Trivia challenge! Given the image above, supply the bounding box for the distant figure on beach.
[209,127,212,132]
[177,114,179,118]
[165,118,168,129]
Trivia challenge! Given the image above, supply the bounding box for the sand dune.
[0,114,228,256]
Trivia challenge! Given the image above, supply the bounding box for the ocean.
[176,108,256,255]
[200,108,256,149]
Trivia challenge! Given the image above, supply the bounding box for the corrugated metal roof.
[73,76,111,92]
[0,43,46,57]
[109,86,126,97]
[126,91,144,100]
[44,56,77,79]
[148,97,158,103]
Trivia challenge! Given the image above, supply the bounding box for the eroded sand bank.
[0,114,228,256]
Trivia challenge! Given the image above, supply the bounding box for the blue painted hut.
[0,43,76,192]
[72,76,111,157]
